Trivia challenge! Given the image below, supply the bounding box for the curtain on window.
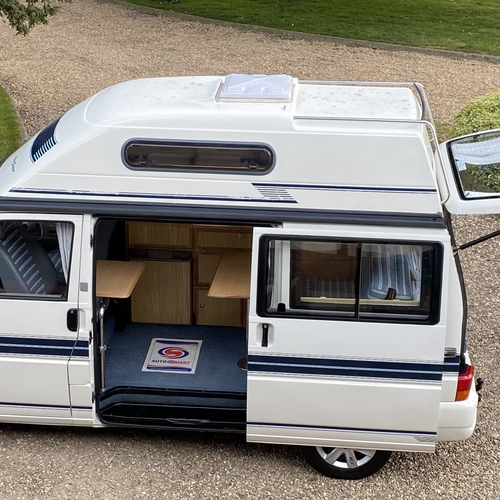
[56,223,73,283]
[405,246,422,301]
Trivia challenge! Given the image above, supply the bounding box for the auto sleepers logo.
[157,347,189,359]
[142,338,203,374]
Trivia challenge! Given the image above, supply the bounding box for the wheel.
[302,446,392,480]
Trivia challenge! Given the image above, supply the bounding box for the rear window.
[123,140,274,174]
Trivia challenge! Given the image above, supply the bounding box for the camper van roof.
[0,75,442,219]
[82,75,423,126]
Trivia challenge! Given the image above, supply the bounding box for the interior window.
[359,243,434,320]
[260,237,439,323]
[290,241,358,317]
[0,221,73,298]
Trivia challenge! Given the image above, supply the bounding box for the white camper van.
[0,74,494,479]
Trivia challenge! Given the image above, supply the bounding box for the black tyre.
[302,446,392,480]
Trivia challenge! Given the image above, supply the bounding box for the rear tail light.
[455,364,474,401]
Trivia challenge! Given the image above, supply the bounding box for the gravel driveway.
[1,1,500,498]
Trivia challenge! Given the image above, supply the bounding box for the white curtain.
[56,223,73,283]
[405,246,422,301]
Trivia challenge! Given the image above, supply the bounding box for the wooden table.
[96,260,146,389]
[96,260,146,299]
[208,251,251,299]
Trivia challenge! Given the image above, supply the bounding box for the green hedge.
[450,92,500,138]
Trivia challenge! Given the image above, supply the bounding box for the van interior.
[94,219,255,432]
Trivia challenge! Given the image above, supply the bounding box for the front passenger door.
[0,214,83,424]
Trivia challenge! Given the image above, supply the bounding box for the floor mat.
[142,338,202,374]
[104,323,247,393]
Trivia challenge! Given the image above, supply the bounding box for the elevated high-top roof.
[82,75,423,128]
[0,75,442,218]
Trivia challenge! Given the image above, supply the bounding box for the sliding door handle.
[261,323,269,347]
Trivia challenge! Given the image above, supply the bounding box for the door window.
[259,237,441,323]
[0,221,73,298]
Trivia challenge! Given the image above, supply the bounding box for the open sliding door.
[247,225,449,452]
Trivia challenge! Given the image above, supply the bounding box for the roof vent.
[219,74,293,102]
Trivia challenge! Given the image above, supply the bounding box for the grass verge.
[122,0,500,56]
[0,85,22,160]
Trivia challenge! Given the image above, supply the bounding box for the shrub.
[449,92,500,138]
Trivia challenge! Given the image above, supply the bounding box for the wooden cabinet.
[195,227,252,250]
[193,226,251,327]
[126,222,252,327]
[195,289,243,327]
[131,260,191,324]
[127,222,192,248]
[195,252,222,285]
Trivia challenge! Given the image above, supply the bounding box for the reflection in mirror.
[449,130,500,199]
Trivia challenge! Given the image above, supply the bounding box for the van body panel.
[0,199,446,230]
[247,226,451,451]
[67,214,94,424]
[247,423,438,452]
[68,359,91,385]
[0,357,71,408]
[436,388,478,442]
[69,384,95,421]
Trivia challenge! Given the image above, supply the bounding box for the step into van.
[0,74,495,479]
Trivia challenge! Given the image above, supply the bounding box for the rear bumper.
[436,385,478,442]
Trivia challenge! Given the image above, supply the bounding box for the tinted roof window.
[124,141,274,174]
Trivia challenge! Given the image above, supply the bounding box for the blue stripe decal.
[30,119,59,163]
[0,401,70,410]
[0,336,79,347]
[248,421,436,437]
[248,354,452,381]
[9,188,298,204]
[0,336,89,358]
[0,346,74,356]
[0,401,91,411]
[443,356,460,372]
[252,182,438,194]
[250,364,442,381]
